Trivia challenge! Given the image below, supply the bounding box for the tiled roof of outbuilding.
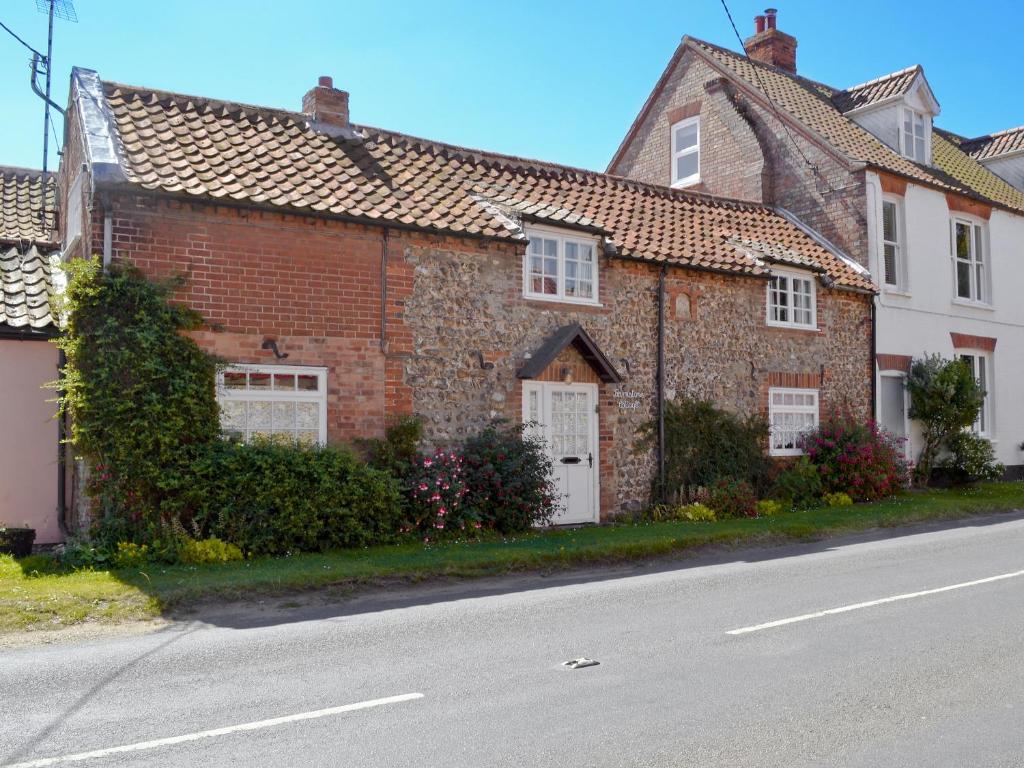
[0,166,56,245]
[0,245,57,333]
[90,79,873,290]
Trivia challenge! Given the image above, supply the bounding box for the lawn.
[3,482,1023,635]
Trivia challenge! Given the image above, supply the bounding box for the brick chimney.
[744,8,797,74]
[302,75,351,136]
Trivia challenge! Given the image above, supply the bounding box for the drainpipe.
[379,227,390,352]
[870,295,878,422]
[102,209,112,270]
[657,266,667,503]
[56,347,69,538]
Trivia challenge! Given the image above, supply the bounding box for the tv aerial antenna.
[28,0,78,234]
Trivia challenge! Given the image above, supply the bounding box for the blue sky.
[2,0,1022,173]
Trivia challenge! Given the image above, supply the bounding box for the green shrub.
[707,478,757,519]
[179,537,243,565]
[771,456,823,509]
[802,416,909,501]
[459,421,558,532]
[184,439,403,556]
[907,355,985,485]
[822,491,853,507]
[640,396,770,503]
[755,499,785,517]
[676,503,716,522]
[357,416,424,478]
[940,432,1004,485]
[112,541,150,569]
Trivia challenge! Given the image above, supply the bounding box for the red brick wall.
[96,192,402,444]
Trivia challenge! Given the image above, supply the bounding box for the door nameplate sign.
[614,389,645,411]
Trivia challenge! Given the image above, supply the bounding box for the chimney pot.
[318,75,333,88]
[744,7,796,73]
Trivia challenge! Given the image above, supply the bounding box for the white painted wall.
[866,170,1024,469]
[852,104,901,153]
[981,153,1024,193]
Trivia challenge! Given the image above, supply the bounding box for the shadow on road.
[164,510,1024,632]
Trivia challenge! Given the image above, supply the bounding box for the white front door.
[523,382,599,524]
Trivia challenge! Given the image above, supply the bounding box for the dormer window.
[671,116,700,187]
[902,108,928,162]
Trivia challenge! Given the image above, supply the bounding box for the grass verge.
[3,482,1023,634]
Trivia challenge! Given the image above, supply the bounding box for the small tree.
[906,354,984,485]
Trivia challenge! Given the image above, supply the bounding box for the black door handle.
[588,452,593,468]
[561,456,581,465]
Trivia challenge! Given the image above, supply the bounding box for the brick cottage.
[58,67,875,525]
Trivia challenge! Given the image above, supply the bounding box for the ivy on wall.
[57,258,221,540]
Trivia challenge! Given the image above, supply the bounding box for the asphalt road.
[4,513,1024,767]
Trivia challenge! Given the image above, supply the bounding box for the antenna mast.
[30,0,77,236]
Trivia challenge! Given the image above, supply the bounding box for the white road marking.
[1,692,424,768]
[727,568,1024,635]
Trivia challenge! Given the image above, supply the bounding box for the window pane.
[249,400,272,428]
[675,152,698,181]
[543,238,557,258]
[273,373,296,391]
[297,374,319,392]
[296,401,319,430]
[249,372,271,390]
[883,244,898,286]
[956,223,970,259]
[221,400,246,430]
[674,121,698,151]
[882,201,897,243]
[914,136,925,160]
[957,261,972,298]
[976,264,984,302]
[974,225,983,264]
[223,371,247,389]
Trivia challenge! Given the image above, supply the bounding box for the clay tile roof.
[831,65,922,114]
[96,79,873,291]
[0,166,56,245]
[681,39,1024,213]
[0,244,58,333]
[961,126,1024,161]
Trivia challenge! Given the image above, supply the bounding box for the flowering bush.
[460,421,558,532]
[403,450,470,536]
[802,417,909,502]
[707,478,757,519]
[939,432,1004,485]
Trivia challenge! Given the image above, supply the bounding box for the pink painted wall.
[0,340,60,544]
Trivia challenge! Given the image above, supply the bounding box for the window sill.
[671,176,701,189]
[770,450,805,458]
[883,288,912,298]
[951,298,995,312]
[523,294,603,309]
[766,321,820,333]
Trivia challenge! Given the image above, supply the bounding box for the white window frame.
[216,363,328,444]
[766,268,817,330]
[881,196,907,292]
[523,226,600,305]
[877,371,911,457]
[957,351,992,438]
[670,116,700,188]
[900,107,929,163]
[768,387,819,457]
[950,216,990,305]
